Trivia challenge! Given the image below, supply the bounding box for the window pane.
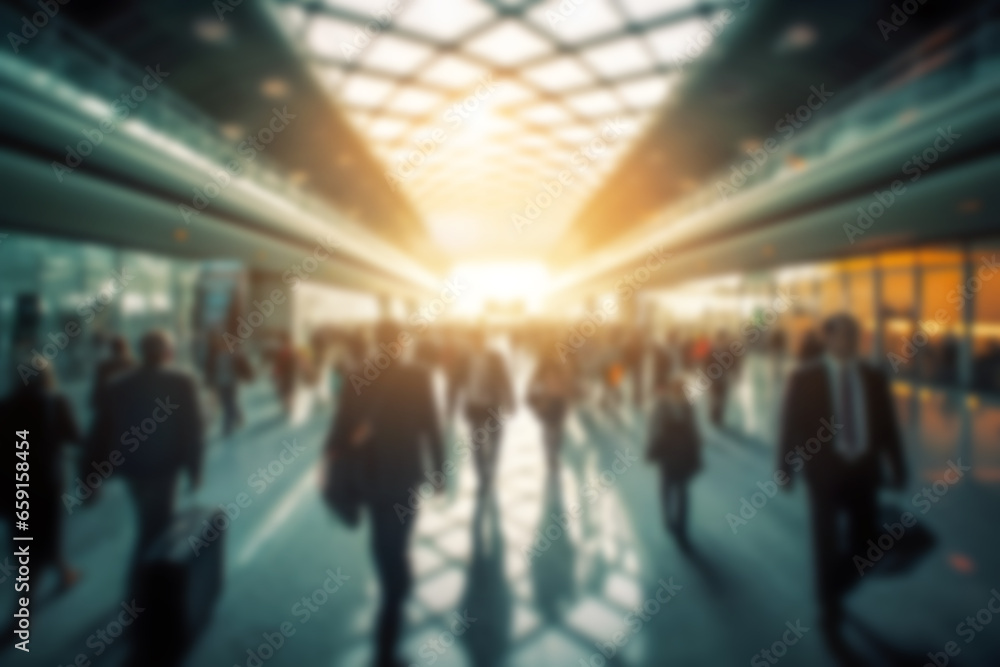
[919,268,963,385]
[849,270,875,356]
[972,244,1000,393]
[972,401,1000,482]
[916,387,962,476]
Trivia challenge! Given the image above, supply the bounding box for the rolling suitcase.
[129,506,225,666]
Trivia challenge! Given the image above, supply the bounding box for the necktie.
[839,365,858,457]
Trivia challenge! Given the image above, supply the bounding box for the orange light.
[958,199,983,214]
[948,553,976,575]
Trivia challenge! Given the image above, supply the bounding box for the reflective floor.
[2,353,1000,667]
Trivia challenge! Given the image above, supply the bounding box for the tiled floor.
[2,364,999,667]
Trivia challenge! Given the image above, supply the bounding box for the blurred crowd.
[0,309,933,665]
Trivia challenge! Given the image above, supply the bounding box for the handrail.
[2,17,442,291]
[548,12,1000,296]
[663,11,1000,230]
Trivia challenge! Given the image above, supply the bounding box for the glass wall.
[0,234,201,398]
[650,239,1000,485]
[971,242,1000,480]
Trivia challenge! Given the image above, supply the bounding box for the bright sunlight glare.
[449,261,550,317]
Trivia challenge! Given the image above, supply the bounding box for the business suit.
[90,365,204,568]
[647,392,702,540]
[331,361,444,667]
[777,357,906,624]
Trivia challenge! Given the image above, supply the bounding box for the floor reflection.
[459,491,512,667]
[529,474,577,623]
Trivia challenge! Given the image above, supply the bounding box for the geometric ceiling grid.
[277,0,720,258]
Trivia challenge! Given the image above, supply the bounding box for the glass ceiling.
[275,0,720,258]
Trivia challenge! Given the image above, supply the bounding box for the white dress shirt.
[823,354,868,461]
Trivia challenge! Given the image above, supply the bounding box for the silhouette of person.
[329,321,445,667]
[91,334,135,409]
[89,330,205,582]
[646,367,702,546]
[777,314,907,636]
[413,336,440,379]
[601,352,625,420]
[441,328,466,425]
[324,332,372,518]
[527,352,573,474]
[652,329,680,385]
[1,366,81,590]
[707,330,735,427]
[271,331,297,416]
[205,328,246,437]
[458,329,514,495]
[798,329,824,362]
[973,340,1000,392]
[622,328,645,408]
[937,332,959,385]
[768,327,788,384]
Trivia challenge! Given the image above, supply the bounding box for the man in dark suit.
[778,314,907,634]
[329,321,445,667]
[90,330,204,575]
[458,328,514,495]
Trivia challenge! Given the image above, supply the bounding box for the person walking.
[646,367,702,547]
[527,351,573,475]
[777,314,907,637]
[326,321,445,667]
[1,366,82,590]
[89,330,205,582]
[459,329,514,495]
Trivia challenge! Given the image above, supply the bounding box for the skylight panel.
[580,37,653,78]
[305,16,358,61]
[565,89,624,117]
[368,118,410,140]
[340,73,396,108]
[490,80,536,108]
[617,75,673,109]
[645,18,708,64]
[360,33,435,75]
[555,125,596,144]
[393,0,496,42]
[386,86,443,115]
[526,0,625,44]
[520,102,573,125]
[419,54,491,89]
[522,56,595,92]
[464,20,554,67]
